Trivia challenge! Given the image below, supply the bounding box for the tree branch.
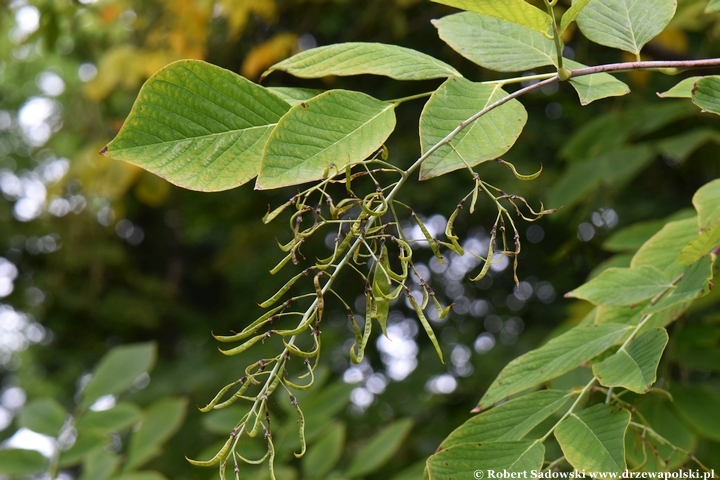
[568,58,720,78]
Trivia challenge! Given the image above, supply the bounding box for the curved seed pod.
[214,303,288,342]
[444,207,464,254]
[360,192,389,217]
[259,269,311,308]
[274,310,317,336]
[266,370,283,397]
[291,395,307,459]
[263,197,297,224]
[186,434,233,466]
[213,380,253,409]
[350,293,373,364]
[470,179,480,214]
[247,408,264,438]
[432,295,452,319]
[372,247,391,337]
[199,378,245,412]
[270,252,293,275]
[469,230,496,282]
[317,230,353,269]
[345,164,353,195]
[407,291,444,363]
[219,333,268,356]
[313,273,324,322]
[283,362,315,390]
[283,338,319,359]
[411,211,443,263]
[497,159,543,180]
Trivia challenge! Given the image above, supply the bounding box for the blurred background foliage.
[1,0,719,478]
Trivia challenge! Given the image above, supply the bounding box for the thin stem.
[388,91,433,104]
[544,0,564,71]
[568,58,720,78]
[483,72,557,86]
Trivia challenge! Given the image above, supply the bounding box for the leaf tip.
[99,145,108,155]
[470,405,482,414]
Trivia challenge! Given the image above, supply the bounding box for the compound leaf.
[476,324,631,411]
[692,76,720,115]
[593,328,668,393]
[433,13,555,72]
[256,90,395,189]
[431,0,552,34]
[576,0,677,55]
[419,77,527,179]
[262,43,461,80]
[102,60,290,192]
[555,404,630,473]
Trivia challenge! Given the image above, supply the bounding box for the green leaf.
[80,449,120,480]
[431,0,553,34]
[433,13,555,72]
[560,0,593,33]
[656,128,720,163]
[418,77,527,179]
[692,75,720,115]
[124,397,188,471]
[102,60,290,192]
[670,382,720,441]
[426,441,544,479]
[256,90,395,190]
[566,265,674,306]
[476,324,631,411]
[593,328,669,393]
[110,472,167,480]
[18,397,67,436]
[555,404,630,473]
[644,255,714,313]
[59,430,109,467]
[301,422,345,479]
[707,0,720,12]
[632,217,699,277]
[345,418,414,477]
[693,178,720,230]
[576,0,677,55]
[657,76,703,98]
[80,342,156,410]
[547,144,655,210]
[679,224,720,265]
[440,390,570,448]
[626,394,696,470]
[0,449,47,475]
[262,43,461,81]
[267,87,323,106]
[565,59,630,105]
[603,220,667,252]
[76,402,143,433]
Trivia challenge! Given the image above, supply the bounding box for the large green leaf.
[576,0,677,55]
[707,0,720,12]
[262,43,461,80]
[555,404,630,473]
[476,324,631,411]
[0,449,47,475]
[657,76,703,98]
[418,77,527,179]
[18,397,67,436]
[657,128,720,163]
[59,430,109,467]
[124,397,188,471]
[267,87,323,106]
[631,217,699,277]
[644,255,714,313]
[566,265,674,306]
[593,328,668,393]
[102,60,290,192]
[564,59,630,105]
[426,441,544,479]
[80,342,156,409]
[678,224,720,265]
[692,76,720,115]
[80,450,120,480]
[301,422,345,479]
[547,144,655,210]
[440,390,570,448]
[76,402,143,433]
[693,178,720,230]
[433,12,556,72]
[256,90,395,189]
[670,382,720,441]
[345,419,414,477]
[431,0,553,34]
[560,0,593,33]
[603,220,666,252]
